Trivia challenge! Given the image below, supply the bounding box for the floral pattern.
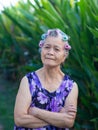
[14,72,74,130]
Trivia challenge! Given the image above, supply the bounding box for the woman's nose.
[48,48,54,55]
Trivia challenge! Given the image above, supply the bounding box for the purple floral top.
[14,72,74,130]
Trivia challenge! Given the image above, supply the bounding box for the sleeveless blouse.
[14,72,74,130]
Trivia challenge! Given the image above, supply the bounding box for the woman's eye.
[44,46,50,49]
[55,48,60,51]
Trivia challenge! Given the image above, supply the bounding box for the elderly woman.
[14,29,78,130]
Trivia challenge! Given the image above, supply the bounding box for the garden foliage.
[0,0,98,129]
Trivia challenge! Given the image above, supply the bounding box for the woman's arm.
[63,82,78,118]
[14,76,48,128]
[28,82,78,128]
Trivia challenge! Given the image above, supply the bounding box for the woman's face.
[41,36,68,67]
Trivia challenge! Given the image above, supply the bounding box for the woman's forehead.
[45,36,65,46]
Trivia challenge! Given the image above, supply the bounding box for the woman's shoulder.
[72,81,78,92]
[63,74,78,91]
[64,74,72,80]
[64,74,77,84]
[26,68,42,78]
[26,71,35,78]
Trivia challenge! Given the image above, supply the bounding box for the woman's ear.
[65,50,69,59]
[62,51,68,63]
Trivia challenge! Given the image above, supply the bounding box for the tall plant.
[31,1,98,129]
[0,0,98,129]
[0,1,42,79]
[29,0,98,129]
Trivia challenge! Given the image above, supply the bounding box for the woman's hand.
[28,107,40,117]
[28,107,33,115]
[60,105,77,118]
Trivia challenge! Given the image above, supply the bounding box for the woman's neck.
[37,66,64,82]
[36,66,65,92]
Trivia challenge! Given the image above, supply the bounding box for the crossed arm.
[14,76,78,128]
